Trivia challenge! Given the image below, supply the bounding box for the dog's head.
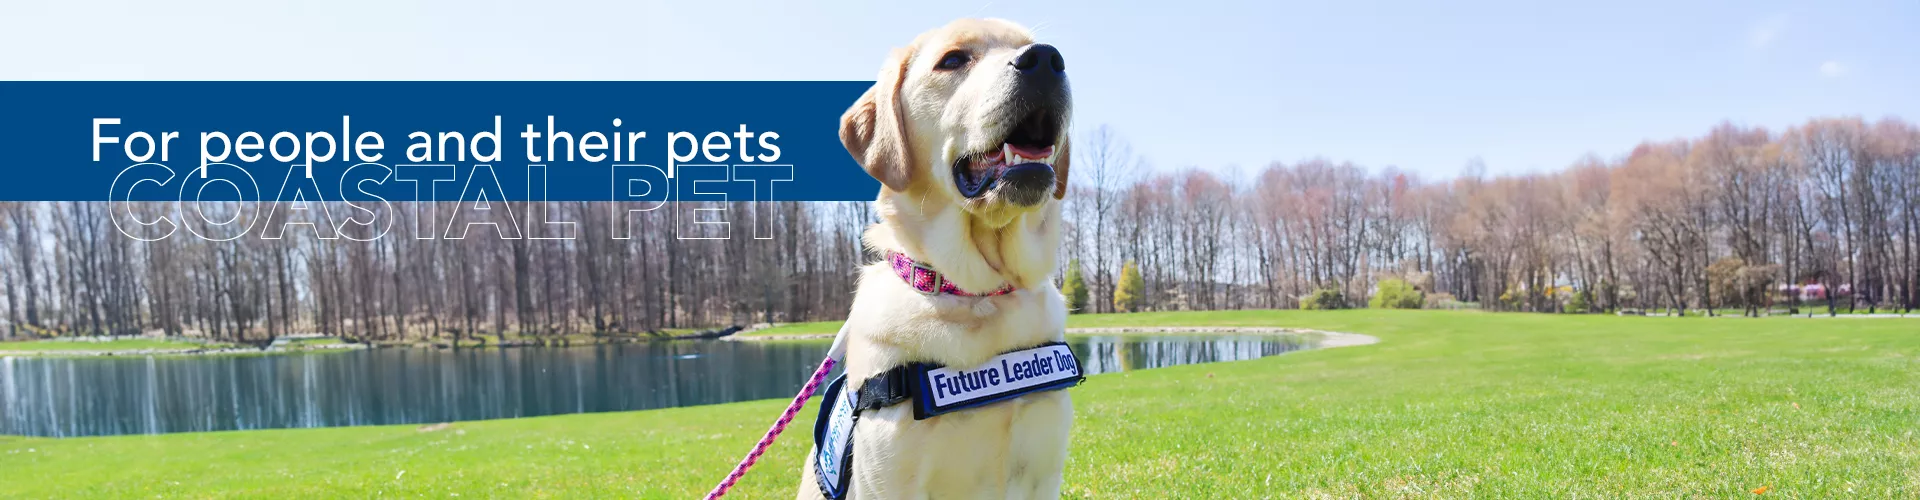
[843,18,1072,227]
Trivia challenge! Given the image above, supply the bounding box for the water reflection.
[0,334,1313,437]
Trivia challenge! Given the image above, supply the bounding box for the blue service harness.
[811,342,1085,499]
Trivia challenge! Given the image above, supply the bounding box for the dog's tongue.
[1007,144,1053,161]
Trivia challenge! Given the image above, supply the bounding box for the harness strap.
[854,365,914,412]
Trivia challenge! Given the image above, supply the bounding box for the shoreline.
[0,343,367,358]
[732,325,1381,348]
[0,325,1380,358]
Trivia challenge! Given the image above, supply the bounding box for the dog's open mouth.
[953,110,1063,199]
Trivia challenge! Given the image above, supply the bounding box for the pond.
[0,334,1317,438]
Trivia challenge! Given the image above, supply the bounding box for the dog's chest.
[834,263,1074,498]
[850,389,1073,498]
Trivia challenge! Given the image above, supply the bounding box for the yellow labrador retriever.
[798,18,1076,500]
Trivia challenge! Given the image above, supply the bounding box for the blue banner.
[0,81,879,202]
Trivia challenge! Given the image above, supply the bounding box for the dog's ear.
[842,47,915,192]
[1052,135,1071,199]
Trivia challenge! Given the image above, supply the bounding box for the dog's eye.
[934,50,971,70]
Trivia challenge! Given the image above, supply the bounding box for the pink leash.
[703,326,849,500]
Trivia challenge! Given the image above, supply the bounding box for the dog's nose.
[1011,44,1064,75]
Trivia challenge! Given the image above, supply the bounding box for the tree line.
[1061,116,1918,317]
[2,115,1916,342]
[0,201,875,343]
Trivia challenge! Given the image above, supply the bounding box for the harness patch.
[913,343,1082,419]
[812,374,857,499]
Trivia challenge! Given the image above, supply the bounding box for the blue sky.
[4,0,1914,179]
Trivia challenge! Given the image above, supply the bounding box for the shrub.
[1368,278,1424,309]
[1062,259,1090,313]
[1565,290,1592,314]
[1113,260,1144,312]
[1299,288,1347,310]
[1498,289,1523,310]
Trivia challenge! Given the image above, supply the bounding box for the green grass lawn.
[0,338,209,353]
[2,310,1917,498]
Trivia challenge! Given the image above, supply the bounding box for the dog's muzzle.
[952,43,1071,206]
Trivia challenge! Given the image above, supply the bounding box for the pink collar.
[886,251,1016,296]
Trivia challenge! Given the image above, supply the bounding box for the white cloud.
[1749,14,1787,49]
[1819,61,1847,78]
